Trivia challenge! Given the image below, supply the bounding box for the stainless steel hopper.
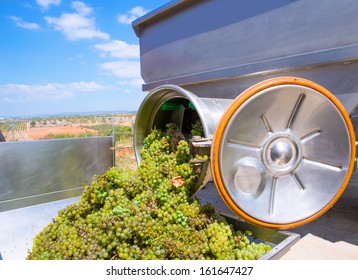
[133,0,358,229]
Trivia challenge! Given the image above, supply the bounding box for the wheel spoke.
[303,157,342,172]
[300,128,321,144]
[261,114,273,133]
[227,139,260,152]
[269,176,277,216]
[291,173,305,191]
[286,93,305,129]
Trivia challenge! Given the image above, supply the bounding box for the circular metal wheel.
[211,77,356,229]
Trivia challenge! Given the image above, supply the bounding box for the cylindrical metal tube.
[134,84,233,193]
[134,84,232,161]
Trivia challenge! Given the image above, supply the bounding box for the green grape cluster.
[176,140,191,164]
[190,118,204,137]
[26,123,271,260]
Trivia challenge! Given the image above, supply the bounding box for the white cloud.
[0,82,112,102]
[45,1,109,40]
[117,78,143,88]
[93,40,139,59]
[71,1,92,16]
[128,78,144,88]
[9,16,40,30]
[36,0,61,10]
[99,60,144,91]
[99,60,140,79]
[117,6,148,24]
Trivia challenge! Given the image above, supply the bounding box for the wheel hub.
[263,134,301,176]
[269,141,293,166]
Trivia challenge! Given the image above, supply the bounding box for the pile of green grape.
[26,123,271,260]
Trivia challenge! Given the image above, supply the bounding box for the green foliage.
[0,122,27,132]
[85,124,133,143]
[51,132,96,139]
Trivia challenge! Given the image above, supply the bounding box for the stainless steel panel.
[141,47,358,93]
[0,137,114,212]
[181,60,358,115]
[134,0,358,89]
[0,197,80,260]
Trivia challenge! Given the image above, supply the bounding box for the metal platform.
[0,197,79,260]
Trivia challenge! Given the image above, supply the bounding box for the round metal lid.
[211,77,356,229]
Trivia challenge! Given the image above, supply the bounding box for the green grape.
[190,118,204,137]
[26,123,271,260]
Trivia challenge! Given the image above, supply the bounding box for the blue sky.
[0,0,169,117]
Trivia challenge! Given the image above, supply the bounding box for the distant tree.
[30,121,36,127]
